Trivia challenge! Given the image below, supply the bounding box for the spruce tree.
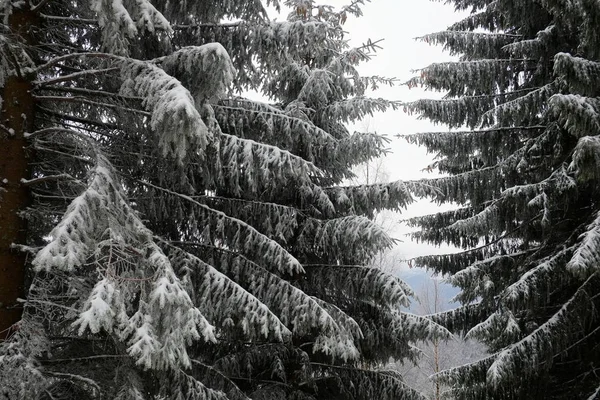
[403,0,600,398]
[0,0,446,398]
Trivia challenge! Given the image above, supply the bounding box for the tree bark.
[0,4,36,339]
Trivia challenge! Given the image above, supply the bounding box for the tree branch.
[33,95,150,116]
[20,173,80,186]
[34,68,119,86]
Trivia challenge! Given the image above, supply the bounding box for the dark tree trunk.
[0,4,36,339]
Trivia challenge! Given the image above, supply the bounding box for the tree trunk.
[0,4,36,339]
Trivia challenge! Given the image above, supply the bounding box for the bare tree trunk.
[0,3,36,339]
[419,277,443,399]
[431,278,441,400]
[433,337,441,400]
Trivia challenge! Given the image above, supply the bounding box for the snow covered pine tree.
[402,0,600,398]
[0,0,447,398]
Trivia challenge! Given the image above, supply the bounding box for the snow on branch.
[326,179,442,218]
[158,0,272,26]
[201,101,336,215]
[448,203,501,236]
[311,364,429,400]
[567,210,600,278]
[166,245,291,342]
[91,0,137,54]
[549,163,579,192]
[554,52,600,96]
[481,83,557,127]
[33,155,215,371]
[297,68,336,107]
[213,343,307,384]
[160,44,235,105]
[417,31,519,60]
[189,360,251,400]
[73,278,123,336]
[427,303,491,335]
[217,132,324,195]
[405,207,474,230]
[398,311,452,343]
[494,164,575,216]
[323,97,401,123]
[569,136,600,182]
[0,320,50,399]
[174,19,332,90]
[90,0,171,55]
[586,385,600,400]
[407,58,535,96]
[196,196,300,244]
[119,59,210,163]
[74,241,215,371]
[410,146,527,205]
[434,355,497,396]
[448,5,498,31]
[355,305,452,362]
[33,156,120,272]
[214,99,369,182]
[185,244,342,340]
[451,251,533,304]
[311,298,361,361]
[215,97,338,160]
[337,131,390,167]
[400,126,543,163]
[408,205,487,248]
[411,250,480,275]
[174,244,382,363]
[158,367,229,400]
[114,372,146,400]
[549,94,600,138]
[303,264,413,308]
[131,0,171,33]
[296,216,395,264]
[404,96,497,129]
[450,258,498,304]
[487,274,600,390]
[502,25,556,57]
[115,245,216,371]
[466,310,521,347]
[138,181,304,275]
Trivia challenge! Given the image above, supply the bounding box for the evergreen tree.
[403,0,600,398]
[0,0,446,399]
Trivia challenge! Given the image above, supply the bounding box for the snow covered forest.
[0,0,599,399]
